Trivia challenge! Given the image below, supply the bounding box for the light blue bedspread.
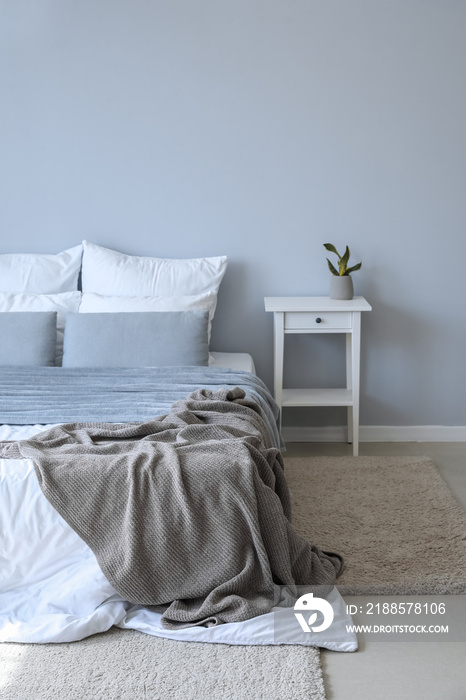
[0,366,280,447]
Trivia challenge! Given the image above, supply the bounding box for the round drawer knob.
[315,317,322,324]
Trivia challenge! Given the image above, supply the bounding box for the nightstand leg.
[346,333,353,444]
[273,312,285,433]
[351,313,361,456]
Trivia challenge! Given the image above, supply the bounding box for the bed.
[0,242,357,652]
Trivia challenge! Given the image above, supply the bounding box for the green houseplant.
[323,243,362,300]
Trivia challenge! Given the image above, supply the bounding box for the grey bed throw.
[0,387,342,629]
[0,366,281,446]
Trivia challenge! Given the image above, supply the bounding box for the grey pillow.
[62,311,210,367]
[0,312,57,366]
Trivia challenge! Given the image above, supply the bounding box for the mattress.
[209,351,256,373]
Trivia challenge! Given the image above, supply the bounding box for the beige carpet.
[285,455,466,595]
[0,628,325,700]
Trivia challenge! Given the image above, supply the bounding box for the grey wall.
[1,1,465,428]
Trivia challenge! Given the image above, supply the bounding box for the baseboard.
[281,425,466,443]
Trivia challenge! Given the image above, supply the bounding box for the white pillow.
[79,291,218,340]
[0,292,82,365]
[0,245,83,294]
[80,241,227,297]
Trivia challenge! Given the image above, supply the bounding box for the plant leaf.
[338,246,350,275]
[323,243,340,257]
[346,262,362,274]
[326,258,339,275]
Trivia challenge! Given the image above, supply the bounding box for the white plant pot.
[329,275,354,300]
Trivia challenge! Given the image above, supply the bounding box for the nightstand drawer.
[284,311,352,331]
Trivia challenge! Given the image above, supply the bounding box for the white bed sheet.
[0,448,356,651]
[0,353,356,652]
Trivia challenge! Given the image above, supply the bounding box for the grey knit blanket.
[0,387,342,629]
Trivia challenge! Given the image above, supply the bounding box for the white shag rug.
[0,628,326,700]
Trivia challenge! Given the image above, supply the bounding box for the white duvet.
[0,424,357,652]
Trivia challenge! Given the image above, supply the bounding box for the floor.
[284,441,466,700]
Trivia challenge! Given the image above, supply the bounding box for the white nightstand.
[264,296,372,456]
